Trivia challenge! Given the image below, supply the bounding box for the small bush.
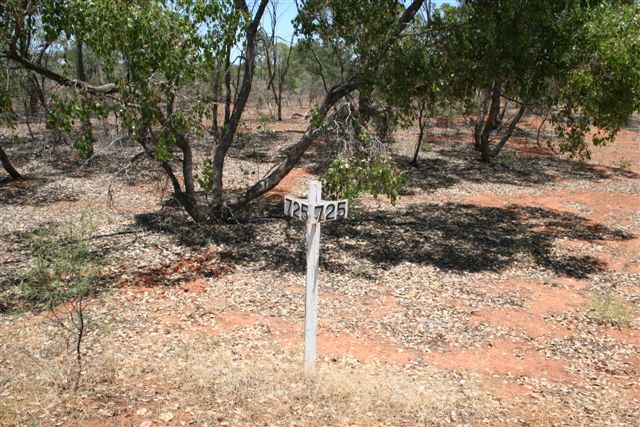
[614,159,632,170]
[420,141,433,152]
[587,293,635,328]
[498,152,518,169]
[20,217,101,309]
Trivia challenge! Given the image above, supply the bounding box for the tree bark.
[223,44,232,126]
[30,73,47,114]
[358,93,372,125]
[76,40,86,81]
[230,77,358,206]
[211,0,270,204]
[76,40,94,158]
[276,40,294,121]
[0,145,22,180]
[491,105,526,157]
[412,101,428,165]
[479,81,502,162]
[474,88,491,150]
[211,63,223,139]
[27,79,39,116]
[139,128,204,222]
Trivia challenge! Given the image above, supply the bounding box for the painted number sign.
[284,197,348,223]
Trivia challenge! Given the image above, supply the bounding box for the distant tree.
[438,0,640,161]
[258,3,294,121]
[287,39,342,105]
[374,2,465,164]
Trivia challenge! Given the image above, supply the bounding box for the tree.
[552,1,640,158]
[0,54,22,180]
[2,0,425,222]
[375,2,452,164]
[258,2,294,121]
[287,39,343,105]
[449,0,570,161]
[221,0,426,208]
[2,0,246,221]
[435,0,640,161]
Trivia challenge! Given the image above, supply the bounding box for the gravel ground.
[1,112,639,425]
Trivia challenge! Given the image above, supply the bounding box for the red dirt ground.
[183,124,640,412]
[7,109,637,424]
[181,125,638,411]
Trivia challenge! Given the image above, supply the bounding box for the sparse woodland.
[1,1,640,425]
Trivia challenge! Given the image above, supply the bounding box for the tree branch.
[211,0,270,202]
[227,0,426,207]
[492,105,526,157]
[3,50,118,95]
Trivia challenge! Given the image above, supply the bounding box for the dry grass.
[0,310,498,426]
[587,293,636,328]
[167,345,492,425]
[531,386,640,426]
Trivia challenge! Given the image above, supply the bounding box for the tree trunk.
[276,40,294,121]
[479,82,502,162]
[412,101,428,165]
[224,45,232,126]
[211,0,270,205]
[230,78,358,207]
[412,124,426,165]
[0,145,22,180]
[211,64,223,139]
[176,138,204,222]
[264,36,279,120]
[491,105,526,157]
[359,93,372,125]
[28,81,39,116]
[277,86,283,121]
[76,40,94,158]
[474,88,491,151]
[76,40,86,81]
[269,79,279,120]
[30,74,47,114]
[139,128,204,222]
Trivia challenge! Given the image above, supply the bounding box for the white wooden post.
[304,180,321,372]
[283,180,347,373]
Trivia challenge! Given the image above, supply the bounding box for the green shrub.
[20,219,100,309]
[614,159,632,170]
[235,131,256,149]
[498,152,517,169]
[420,141,433,152]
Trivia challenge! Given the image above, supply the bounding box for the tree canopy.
[1,0,639,220]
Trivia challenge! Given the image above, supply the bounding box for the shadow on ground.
[402,143,638,192]
[135,200,634,279]
[228,129,638,193]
